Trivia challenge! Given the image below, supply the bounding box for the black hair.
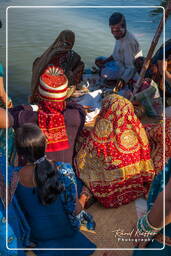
[134,56,145,74]
[109,12,126,29]
[0,20,2,29]
[15,123,64,205]
[152,38,171,64]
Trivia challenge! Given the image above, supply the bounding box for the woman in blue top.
[14,123,96,256]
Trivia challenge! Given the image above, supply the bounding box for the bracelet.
[137,211,162,236]
[137,216,153,234]
[137,219,157,238]
[145,211,162,231]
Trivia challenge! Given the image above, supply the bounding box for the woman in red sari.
[76,94,155,208]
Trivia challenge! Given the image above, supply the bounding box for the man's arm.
[95,55,114,68]
[120,35,142,83]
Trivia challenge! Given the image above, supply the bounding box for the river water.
[0,0,170,104]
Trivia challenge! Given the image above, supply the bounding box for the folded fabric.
[74,90,102,122]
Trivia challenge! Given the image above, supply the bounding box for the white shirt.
[112,31,143,83]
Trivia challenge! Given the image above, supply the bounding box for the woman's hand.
[66,85,76,98]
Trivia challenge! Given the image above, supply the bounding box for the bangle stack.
[137,211,162,237]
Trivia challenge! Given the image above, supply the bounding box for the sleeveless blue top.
[16,162,95,256]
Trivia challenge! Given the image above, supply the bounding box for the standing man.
[96,12,143,88]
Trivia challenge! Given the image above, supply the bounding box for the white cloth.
[82,73,100,91]
[135,198,147,218]
[112,31,143,83]
[31,105,39,111]
[73,90,102,123]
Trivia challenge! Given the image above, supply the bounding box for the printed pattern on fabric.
[57,162,95,231]
[0,150,30,255]
[76,94,155,208]
[0,75,15,162]
[38,65,70,152]
[145,119,171,173]
[57,162,80,229]
[0,204,19,256]
[0,150,19,206]
[38,99,69,152]
[48,50,84,86]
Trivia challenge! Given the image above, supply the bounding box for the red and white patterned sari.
[76,94,155,208]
